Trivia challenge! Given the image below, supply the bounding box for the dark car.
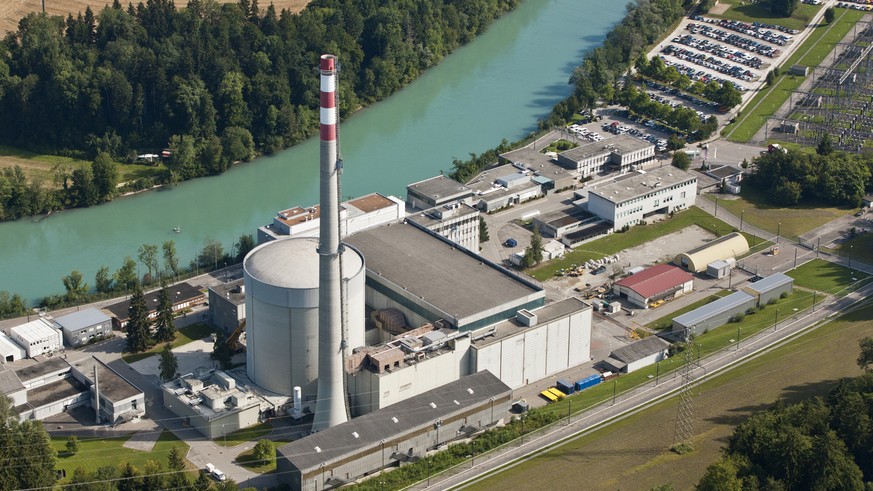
[505,238,517,247]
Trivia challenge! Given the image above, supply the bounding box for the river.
[0,0,626,304]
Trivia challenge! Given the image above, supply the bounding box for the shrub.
[729,314,745,323]
[780,291,789,299]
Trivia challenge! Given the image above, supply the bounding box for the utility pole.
[672,329,697,453]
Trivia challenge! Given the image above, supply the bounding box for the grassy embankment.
[121,322,214,364]
[52,431,193,484]
[723,8,864,143]
[465,296,873,491]
[788,258,872,295]
[704,188,855,240]
[527,206,757,281]
[710,0,822,31]
[824,232,873,266]
[0,145,164,188]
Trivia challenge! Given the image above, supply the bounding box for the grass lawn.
[215,422,273,447]
[0,145,164,187]
[236,448,277,474]
[53,431,192,483]
[787,258,872,295]
[724,8,865,143]
[543,139,577,153]
[712,0,822,31]
[826,232,873,266]
[645,291,733,331]
[528,206,748,281]
[122,322,214,363]
[704,188,853,239]
[467,299,873,491]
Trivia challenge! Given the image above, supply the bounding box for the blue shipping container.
[556,379,575,395]
[575,374,602,392]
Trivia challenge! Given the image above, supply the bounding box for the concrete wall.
[19,391,90,422]
[208,290,244,335]
[625,349,668,373]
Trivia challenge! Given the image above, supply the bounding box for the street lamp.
[737,326,741,350]
[740,209,744,231]
[655,361,660,385]
[320,463,325,489]
[434,420,442,449]
[380,440,385,471]
[774,308,779,332]
[489,397,495,425]
[777,222,782,244]
[221,424,225,447]
[848,245,854,269]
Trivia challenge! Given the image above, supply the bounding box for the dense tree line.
[616,82,719,140]
[696,371,873,489]
[0,0,517,180]
[770,0,799,17]
[635,56,743,110]
[748,148,873,207]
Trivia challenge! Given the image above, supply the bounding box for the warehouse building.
[587,167,697,230]
[407,202,481,251]
[208,279,246,335]
[612,264,694,309]
[674,232,749,273]
[346,223,546,332]
[105,282,205,329]
[10,318,62,358]
[276,371,512,491]
[672,291,756,336]
[604,335,671,373]
[257,193,405,244]
[54,308,113,348]
[469,298,592,389]
[0,333,25,363]
[406,175,473,211]
[556,135,655,177]
[742,273,794,305]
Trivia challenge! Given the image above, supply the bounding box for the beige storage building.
[674,232,749,273]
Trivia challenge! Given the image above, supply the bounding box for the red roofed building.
[613,263,694,309]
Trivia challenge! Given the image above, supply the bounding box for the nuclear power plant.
[235,54,595,489]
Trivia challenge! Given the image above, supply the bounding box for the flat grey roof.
[407,175,471,201]
[590,167,696,204]
[500,147,555,167]
[0,369,23,395]
[14,357,70,383]
[673,291,755,328]
[346,223,543,321]
[210,279,246,306]
[277,371,511,472]
[54,308,111,332]
[22,376,88,410]
[705,165,743,180]
[536,208,595,228]
[406,204,479,228]
[559,134,652,162]
[70,357,142,402]
[610,336,671,363]
[467,164,528,193]
[474,298,590,348]
[745,273,794,295]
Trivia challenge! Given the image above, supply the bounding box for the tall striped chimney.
[312,54,349,431]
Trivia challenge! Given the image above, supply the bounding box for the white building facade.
[11,319,63,358]
[588,167,697,230]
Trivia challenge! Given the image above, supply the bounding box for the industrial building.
[587,167,697,230]
[5,356,144,424]
[104,282,205,329]
[499,147,577,191]
[466,165,544,212]
[276,370,511,491]
[672,274,794,335]
[10,318,62,358]
[604,335,671,373]
[470,298,592,389]
[406,175,473,211]
[208,279,246,335]
[0,333,25,363]
[612,264,694,309]
[556,135,655,177]
[674,232,749,273]
[702,165,744,194]
[406,202,481,251]
[162,369,274,439]
[257,193,405,244]
[54,308,113,348]
[345,223,546,332]
[243,237,366,400]
[533,208,602,239]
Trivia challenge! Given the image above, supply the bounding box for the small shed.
[0,334,26,363]
[706,258,736,279]
[789,65,808,76]
[608,336,671,373]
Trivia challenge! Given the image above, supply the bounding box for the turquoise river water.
[0,0,626,303]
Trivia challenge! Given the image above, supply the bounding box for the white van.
[212,468,227,481]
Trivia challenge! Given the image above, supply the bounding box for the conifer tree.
[125,284,152,353]
[154,279,176,343]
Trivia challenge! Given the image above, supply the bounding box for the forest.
[0,0,517,220]
[696,340,873,490]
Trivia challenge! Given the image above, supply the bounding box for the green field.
[122,322,214,363]
[236,448,277,474]
[711,0,822,31]
[724,8,865,143]
[826,232,873,266]
[645,291,733,331]
[215,422,273,447]
[0,145,164,187]
[787,258,872,295]
[53,431,191,483]
[528,207,749,281]
[465,295,873,491]
[704,189,853,239]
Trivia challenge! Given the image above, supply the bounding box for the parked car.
[505,238,518,247]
